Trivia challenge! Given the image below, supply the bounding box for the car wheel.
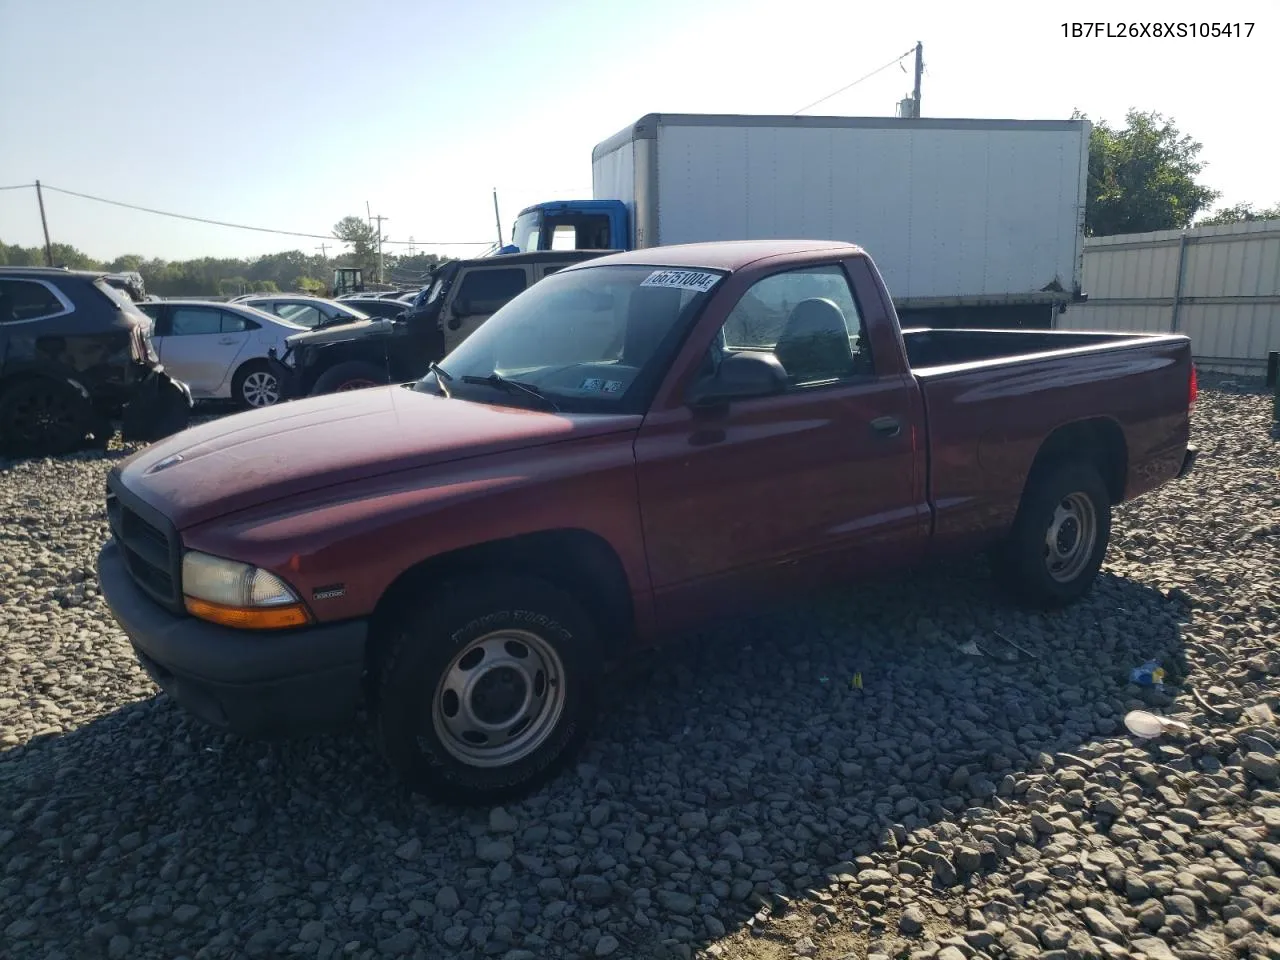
[374,575,600,806]
[0,377,92,456]
[232,362,282,409]
[311,361,389,395]
[990,460,1112,608]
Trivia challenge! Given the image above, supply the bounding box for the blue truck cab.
[508,200,630,254]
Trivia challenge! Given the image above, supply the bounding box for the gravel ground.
[1,386,1278,960]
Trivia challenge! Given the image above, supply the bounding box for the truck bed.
[900,327,1161,371]
[897,326,1193,557]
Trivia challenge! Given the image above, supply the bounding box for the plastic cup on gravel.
[1124,710,1190,739]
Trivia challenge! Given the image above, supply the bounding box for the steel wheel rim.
[431,629,566,768]
[336,379,378,392]
[1044,491,1097,582]
[242,371,280,406]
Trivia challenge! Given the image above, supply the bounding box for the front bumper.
[266,350,303,400]
[97,540,367,736]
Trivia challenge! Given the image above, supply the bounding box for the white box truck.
[509,113,1092,328]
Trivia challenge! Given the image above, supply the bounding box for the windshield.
[510,210,542,252]
[416,263,724,414]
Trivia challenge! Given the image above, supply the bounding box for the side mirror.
[687,351,787,407]
[452,298,472,318]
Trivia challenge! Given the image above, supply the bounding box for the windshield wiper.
[460,373,560,411]
[428,361,453,398]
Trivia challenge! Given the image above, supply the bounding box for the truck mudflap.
[121,369,192,443]
[1177,445,1198,480]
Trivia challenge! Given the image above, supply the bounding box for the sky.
[1,0,1275,263]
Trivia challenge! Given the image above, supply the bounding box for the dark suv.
[270,250,612,397]
[0,268,192,455]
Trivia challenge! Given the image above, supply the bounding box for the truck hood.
[116,386,641,529]
[286,316,395,347]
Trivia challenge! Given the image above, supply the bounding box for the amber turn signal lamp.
[184,596,311,630]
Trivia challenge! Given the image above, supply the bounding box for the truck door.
[441,265,529,354]
[634,262,928,628]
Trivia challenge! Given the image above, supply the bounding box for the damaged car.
[0,267,192,455]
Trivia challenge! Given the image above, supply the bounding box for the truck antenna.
[493,189,504,245]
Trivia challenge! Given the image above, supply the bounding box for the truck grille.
[106,472,184,613]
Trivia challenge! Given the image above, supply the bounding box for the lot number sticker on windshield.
[640,269,720,293]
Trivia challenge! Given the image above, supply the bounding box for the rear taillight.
[1189,363,1198,409]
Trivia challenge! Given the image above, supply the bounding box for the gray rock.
[1081,908,1124,942]
[595,935,620,956]
[1129,938,1176,960]
[900,905,926,934]
[394,838,421,861]
[657,890,696,914]
[1137,902,1165,932]
[955,847,982,874]
[1243,753,1280,781]
[476,837,515,863]
[435,886,460,913]
[488,807,518,833]
[377,929,418,956]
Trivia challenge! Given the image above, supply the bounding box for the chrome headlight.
[181,551,309,629]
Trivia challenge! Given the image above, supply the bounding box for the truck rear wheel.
[310,361,388,396]
[990,461,1111,608]
[374,575,599,805]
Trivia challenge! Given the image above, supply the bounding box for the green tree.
[332,215,380,279]
[1074,109,1219,236]
[107,254,145,273]
[296,276,327,295]
[1196,202,1280,226]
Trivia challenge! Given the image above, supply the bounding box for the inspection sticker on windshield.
[640,269,720,293]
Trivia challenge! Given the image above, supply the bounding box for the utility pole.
[912,41,923,118]
[408,236,415,257]
[492,188,504,246]
[366,200,372,231]
[371,214,388,283]
[35,180,53,266]
[316,243,328,261]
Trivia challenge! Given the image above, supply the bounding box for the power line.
[35,183,491,246]
[0,183,33,191]
[792,47,916,115]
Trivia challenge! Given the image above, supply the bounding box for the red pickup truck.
[97,240,1197,804]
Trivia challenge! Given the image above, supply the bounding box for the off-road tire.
[310,361,389,396]
[374,575,599,806]
[990,460,1112,608]
[0,378,93,456]
[231,361,282,409]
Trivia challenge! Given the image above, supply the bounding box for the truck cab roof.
[559,239,865,273]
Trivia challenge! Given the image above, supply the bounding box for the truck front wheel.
[374,575,600,805]
[310,361,388,396]
[990,461,1112,608]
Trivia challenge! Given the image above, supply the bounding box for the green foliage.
[295,276,327,295]
[333,215,380,279]
[1196,202,1280,226]
[1073,109,1219,236]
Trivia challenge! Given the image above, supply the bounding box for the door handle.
[870,415,901,438]
[218,337,237,345]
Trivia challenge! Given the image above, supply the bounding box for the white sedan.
[136,300,306,408]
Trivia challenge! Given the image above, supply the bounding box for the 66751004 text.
[1062,22,1254,39]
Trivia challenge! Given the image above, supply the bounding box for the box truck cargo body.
[512,113,1091,327]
